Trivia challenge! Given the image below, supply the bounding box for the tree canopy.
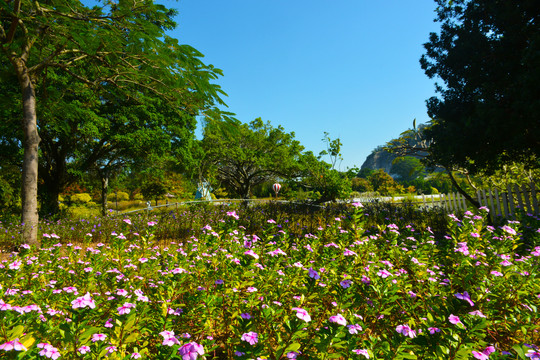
[420,0,540,175]
[1,0,226,243]
[200,118,304,199]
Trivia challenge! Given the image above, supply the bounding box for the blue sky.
[161,0,441,170]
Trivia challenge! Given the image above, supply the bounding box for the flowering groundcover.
[0,205,539,359]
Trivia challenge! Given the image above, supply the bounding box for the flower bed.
[0,205,539,359]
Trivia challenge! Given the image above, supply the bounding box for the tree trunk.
[16,62,40,245]
[446,169,481,209]
[101,175,109,216]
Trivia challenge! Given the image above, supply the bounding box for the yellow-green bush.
[110,191,130,201]
[70,193,92,204]
[133,193,144,201]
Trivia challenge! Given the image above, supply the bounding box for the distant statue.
[195,181,212,201]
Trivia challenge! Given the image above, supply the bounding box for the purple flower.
[428,327,441,334]
[178,342,205,360]
[455,291,475,306]
[240,313,251,320]
[241,332,258,345]
[329,314,347,326]
[396,324,417,338]
[526,350,540,359]
[347,324,363,334]
[308,267,320,280]
[292,307,311,322]
[340,279,352,288]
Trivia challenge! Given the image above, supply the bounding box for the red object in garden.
[273,183,281,197]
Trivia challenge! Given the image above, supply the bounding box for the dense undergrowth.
[0,203,539,359]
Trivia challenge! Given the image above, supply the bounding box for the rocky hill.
[360,148,397,174]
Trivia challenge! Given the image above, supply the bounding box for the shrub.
[110,191,130,201]
[69,193,92,204]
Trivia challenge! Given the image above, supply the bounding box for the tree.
[390,156,426,183]
[420,0,540,175]
[319,132,343,170]
[296,151,352,203]
[200,118,304,199]
[368,169,402,196]
[0,1,225,243]
[351,177,373,193]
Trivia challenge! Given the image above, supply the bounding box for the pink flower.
[226,211,239,220]
[8,260,22,270]
[178,342,205,360]
[78,346,90,354]
[244,250,259,259]
[131,353,141,359]
[377,269,392,278]
[329,314,347,326]
[501,225,516,235]
[0,338,27,351]
[147,221,157,226]
[160,330,180,346]
[291,307,311,322]
[123,219,132,225]
[353,349,370,358]
[118,302,136,315]
[468,310,486,318]
[526,350,540,359]
[37,343,61,359]
[71,292,96,310]
[449,314,464,326]
[472,346,495,360]
[347,324,363,334]
[241,332,258,345]
[91,333,107,342]
[343,249,357,256]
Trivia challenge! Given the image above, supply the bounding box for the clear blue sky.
[161,0,441,170]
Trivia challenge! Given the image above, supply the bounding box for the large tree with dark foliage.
[421,0,540,175]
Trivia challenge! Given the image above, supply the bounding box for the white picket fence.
[422,182,539,219]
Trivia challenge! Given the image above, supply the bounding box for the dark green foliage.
[421,0,540,174]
